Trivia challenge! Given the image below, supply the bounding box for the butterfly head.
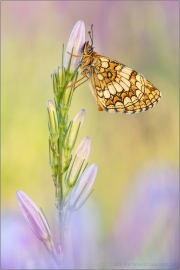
[82,25,95,56]
[82,41,93,54]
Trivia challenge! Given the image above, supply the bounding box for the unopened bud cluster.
[16,20,98,267]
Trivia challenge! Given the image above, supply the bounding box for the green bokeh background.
[2,0,179,238]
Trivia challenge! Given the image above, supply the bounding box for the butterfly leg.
[66,75,86,89]
[74,76,89,90]
[73,71,89,90]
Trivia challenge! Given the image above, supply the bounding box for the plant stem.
[57,110,66,263]
[58,118,64,206]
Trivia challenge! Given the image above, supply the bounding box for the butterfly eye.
[82,41,89,53]
[87,47,91,53]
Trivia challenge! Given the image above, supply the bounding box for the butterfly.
[76,26,162,114]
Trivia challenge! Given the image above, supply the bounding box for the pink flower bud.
[66,136,91,186]
[70,164,97,210]
[64,20,85,72]
[16,190,54,251]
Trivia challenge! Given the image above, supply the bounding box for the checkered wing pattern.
[89,56,162,114]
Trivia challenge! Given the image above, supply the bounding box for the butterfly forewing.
[88,56,161,114]
[79,39,161,114]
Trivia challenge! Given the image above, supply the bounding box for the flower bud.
[64,20,85,72]
[49,138,58,177]
[16,190,54,252]
[64,109,86,151]
[60,81,74,118]
[66,136,91,186]
[69,164,97,210]
[47,100,59,145]
[51,70,59,99]
[57,66,66,89]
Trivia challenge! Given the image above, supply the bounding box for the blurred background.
[1,1,179,269]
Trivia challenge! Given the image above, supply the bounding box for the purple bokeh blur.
[1,201,102,269]
[109,163,179,269]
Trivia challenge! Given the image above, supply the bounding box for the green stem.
[54,67,76,265]
[58,121,64,205]
[58,113,65,259]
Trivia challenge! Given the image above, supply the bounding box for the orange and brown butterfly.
[74,26,162,114]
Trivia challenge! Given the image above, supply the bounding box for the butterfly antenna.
[91,24,93,46]
[88,24,94,47]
